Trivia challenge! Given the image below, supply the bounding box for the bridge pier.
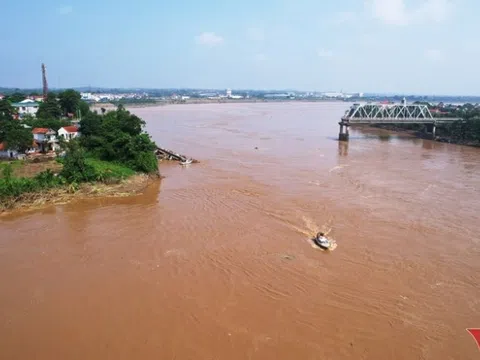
[424,123,437,139]
[338,122,350,141]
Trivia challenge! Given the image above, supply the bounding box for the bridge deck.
[341,117,462,124]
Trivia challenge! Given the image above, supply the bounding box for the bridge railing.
[342,103,461,124]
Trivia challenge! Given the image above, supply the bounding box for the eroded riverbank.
[0,173,160,215]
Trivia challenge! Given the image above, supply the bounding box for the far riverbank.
[359,124,480,148]
[89,98,349,112]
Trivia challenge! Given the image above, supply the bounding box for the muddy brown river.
[1,102,479,359]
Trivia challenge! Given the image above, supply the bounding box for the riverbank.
[89,98,348,111]
[363,124,480,147]
[0,172,160,215]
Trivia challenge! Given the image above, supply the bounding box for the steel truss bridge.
[338,102,462,140]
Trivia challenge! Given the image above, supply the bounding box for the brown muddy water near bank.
[1,102,480,359]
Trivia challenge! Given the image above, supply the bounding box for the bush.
[0,169,63,201]
[131,151,159,173]
[60,140,98,183]
[79,106,158,174]
[86,158,135,181]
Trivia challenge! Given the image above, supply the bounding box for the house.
[28,95,44,102]
[32,128,60,152]
[58,125,80,141]
[12,99,40,117]
[0,142,18,159]
[0,94,4,100]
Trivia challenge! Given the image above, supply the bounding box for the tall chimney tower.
[42,63,48,100]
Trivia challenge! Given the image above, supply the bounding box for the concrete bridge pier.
[424,123,436,139]
[338,122,350,141]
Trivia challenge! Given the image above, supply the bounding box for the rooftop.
[32,128,54,134]
[12,102,39,108]
[60,126,79,133]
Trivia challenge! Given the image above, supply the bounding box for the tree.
[60,139,97,183]
[0,115,33,151]
[78,106,158,173]
[22,117,70,132]
[79,111,102,138]
[37,92,62,119]
[78,100,90,118]
[0,99,14,118]
[58,89,81,116]
[6,92,26,103]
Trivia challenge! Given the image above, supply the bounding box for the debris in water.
[154,147,199,164]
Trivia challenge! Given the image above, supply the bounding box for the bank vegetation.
[373,102,480,146]
[0,91,160,212]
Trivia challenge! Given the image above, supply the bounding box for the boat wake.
[278,214,338,252]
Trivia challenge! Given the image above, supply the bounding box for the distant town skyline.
[1,0,479,95]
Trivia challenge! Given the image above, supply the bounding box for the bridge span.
[338,100,462,140]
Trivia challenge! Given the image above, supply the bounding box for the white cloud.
[247,27,265,42]
[195,32,224,47]
[416,0,450,22]
[317,49,333,58]
[366,0,451,25]
[57,5,73,15]
[368,0,408,25]
[425,48,444,62]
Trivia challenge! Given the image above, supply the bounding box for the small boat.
[313,232,332,250]
[180,158,193,165]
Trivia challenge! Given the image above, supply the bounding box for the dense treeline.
[379,103,480,144]
[440,105,480,143]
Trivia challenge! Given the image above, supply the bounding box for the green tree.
[78,106,158,173]
[0,99,14,118]
[58,89,81,116]
[6,92,26,103]
[78,100,90,118]
[60,139,98,183]
[37,92,62,119]
[21,114,70,132]
[0,115,33,152]
[79,110,102,138]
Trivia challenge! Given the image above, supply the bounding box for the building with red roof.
[58,125,80,142]
[32,128,59,152]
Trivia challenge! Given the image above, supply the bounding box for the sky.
[0,0,478,95]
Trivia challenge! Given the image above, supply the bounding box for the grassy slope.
[0,158,137,208]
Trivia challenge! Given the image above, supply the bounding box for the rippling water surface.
[1,102,480,359]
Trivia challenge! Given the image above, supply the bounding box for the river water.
[1,102,479,359]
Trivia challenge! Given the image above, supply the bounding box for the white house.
[58,126,80,141]
[12,99,40,117]
[32,128,60,152]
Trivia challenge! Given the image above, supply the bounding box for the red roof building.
[60,125,79,133]
[32,128,50,134]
